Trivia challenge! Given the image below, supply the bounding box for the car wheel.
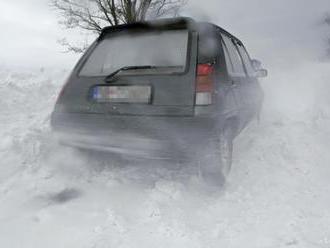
[218,127,233,177]
[199,126,234,185]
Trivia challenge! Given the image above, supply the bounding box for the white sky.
[0,0,329,69]
[186,0,330,66]
[0,0,79,68]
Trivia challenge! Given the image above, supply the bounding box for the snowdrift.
[0,64,330,248]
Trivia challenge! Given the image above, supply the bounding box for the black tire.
[199,125,234,185]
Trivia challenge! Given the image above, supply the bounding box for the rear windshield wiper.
[105,65,158,81]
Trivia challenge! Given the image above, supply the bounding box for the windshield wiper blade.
[105,65,157,81]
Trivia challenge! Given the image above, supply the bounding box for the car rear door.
[221,34,248,128]
[235,42,264,122]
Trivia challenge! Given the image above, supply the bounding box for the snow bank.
[0,64,330,248]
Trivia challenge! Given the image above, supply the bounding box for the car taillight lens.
[195,64,214,106]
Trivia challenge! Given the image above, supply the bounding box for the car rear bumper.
[51,112,221,159]
[54,130,177,159]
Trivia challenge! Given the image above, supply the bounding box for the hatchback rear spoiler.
[98,17,198,40]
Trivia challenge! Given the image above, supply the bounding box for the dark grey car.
[51,17,266,181]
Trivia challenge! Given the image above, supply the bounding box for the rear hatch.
[55,19,198,117]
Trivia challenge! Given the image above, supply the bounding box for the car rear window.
[79,30,189,77]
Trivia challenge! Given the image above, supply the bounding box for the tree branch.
[50,0,187,52]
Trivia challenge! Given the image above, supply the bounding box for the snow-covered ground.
[0,64,330,248]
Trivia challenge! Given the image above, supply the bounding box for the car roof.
[196,22,243,44]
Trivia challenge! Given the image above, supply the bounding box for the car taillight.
[195,63,214,106]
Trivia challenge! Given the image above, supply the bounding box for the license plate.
[93,85,151,103]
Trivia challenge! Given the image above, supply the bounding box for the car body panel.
[52,112,222,159]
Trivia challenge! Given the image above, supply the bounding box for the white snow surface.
[0,63,330,248]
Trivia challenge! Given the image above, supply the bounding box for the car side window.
[222,35,245,77]
[222,40,234,74]
[237,43,255,77]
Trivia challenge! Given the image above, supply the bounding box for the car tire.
[199,125,234,185]
[218,127,234,177]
